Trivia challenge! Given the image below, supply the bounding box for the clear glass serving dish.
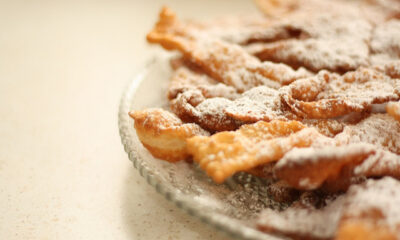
[118,53,286,240]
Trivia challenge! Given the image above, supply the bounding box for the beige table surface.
[0,0,259,239]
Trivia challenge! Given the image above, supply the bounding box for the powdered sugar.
[250,10,372,72]
[282,68,400,119]
[258,195,346,239]
[343,177,400,232]
[225,86,288,122]
[370,20,400,66]
[189,36,286,91]
[335,114,400,154]
[277,143,374,168]
[258,178,400,238]
[168,66,239,100]
[355,149,400,178]
[140,4,400,239]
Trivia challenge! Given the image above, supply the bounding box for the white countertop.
[0,0,258,239]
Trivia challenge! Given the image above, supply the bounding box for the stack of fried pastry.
[129,1,400,239]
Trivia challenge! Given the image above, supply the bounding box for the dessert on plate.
[129,1,400,239]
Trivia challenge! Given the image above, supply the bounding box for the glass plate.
[118,53,286,240]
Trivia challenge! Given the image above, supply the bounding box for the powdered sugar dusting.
[335,114,400,154]
[370,20,400,66]
[317,68,399,105]
[137,4,400,239]
[343,177,400,232]
[355,149,400,178]
[168,66,239,100]
[258,178,400,239]
[188,36,285,91]
[277,143,374,169]
[250,10,372,72]
[225,86,288,122]
[258,195,346,239]
[282,68,400,119]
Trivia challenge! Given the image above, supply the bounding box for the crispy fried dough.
[258,178,400,240]
[335,113,400,154]
[170,85,295,131]
[170,90,242,132]
[257,195,346,240]
[135,3,400,240]
[274,114,400,191]
[147,7,311,92]
[186,121,328,183]
[168,65,239,100]
[274,144,376,191]
[256,0,400,23]
[129,108,209,162]
[336,177,400,240]
[251,0,372,73]
[370,21,400,66]
[224,86,296,123]
[281,68,400,119]
[249,15,371,73]
[387,101,400,123]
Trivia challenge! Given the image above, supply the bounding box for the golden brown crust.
[335,178,400,240]
[186,120,328,183]
[274,114,400,191]
[147,7,310,92]
[274,144,376,191]
[135,5,400,239]
[254,0,299,18]
[257,178,400,240]
[386,101,400,123]
[282,68,400,119]
[129,108,209,162]
[336,219,397,240]
[170,90,242,132]
[168,65,239,101]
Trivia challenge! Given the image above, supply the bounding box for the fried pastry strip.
[256,0,400,24]
[170,90,242,132]
[281,68,400,119]
[274,114,400,191]
[276,146,400,192]
[224,86,296,123]
[370,21,400,66]
[129,108,209,162]
[255,0,362,19]
[354,149,400,179]
[170,85,289,132]
[254,0,299,18]
[257,178,400,240]
[361,0,400,24]
[251,0,372,73]
[336,177,400,240]
[249,15,371,73]
[274,144,376,191]
[168,65,239,100]
[335,113,400,154]
[258,196,346,240]
[169,84,296,132]
[301,119,346,138]
[147,7,311,92]
[183,15,296,45]
[227,94,369,137]
[186,121,330,183]
[387,101,400,123]
[301,111,372,137]
[171,84,358,136]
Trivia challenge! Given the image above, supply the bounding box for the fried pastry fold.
[129,108,209,162]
